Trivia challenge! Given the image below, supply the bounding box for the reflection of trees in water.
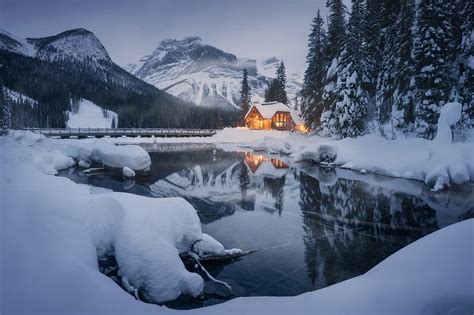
[299,171,440,287]
[238,161,255,211]
[263,176,286,216]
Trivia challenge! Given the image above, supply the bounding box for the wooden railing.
[24,128,217,138]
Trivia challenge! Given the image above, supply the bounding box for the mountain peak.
[159,36,203,48]
[28,28,111,64]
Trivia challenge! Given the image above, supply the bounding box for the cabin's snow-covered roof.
[245,101,304,124]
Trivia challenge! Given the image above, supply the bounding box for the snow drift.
[1,131,473,314]
[9,130,151,171]
[0,131,236,311]
[67,99,118,128]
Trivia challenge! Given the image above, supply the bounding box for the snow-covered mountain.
[126,37,303,110]
[0,28,111,68]
[0,28,206,129]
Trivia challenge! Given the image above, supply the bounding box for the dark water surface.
[59,143,474,309]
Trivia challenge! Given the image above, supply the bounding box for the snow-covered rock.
[122,167,135,178]
[92,141,150,171]
[78,160,91,168]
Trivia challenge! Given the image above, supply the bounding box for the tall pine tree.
[239,69,252,125]
[265,62,288,104]
[413,0,457,139]
[391,0,416,129]
[302,9,326,128]
[320,0,346,136]
[276,61,288,104]
[329,0,368,137]
[457,0,473,130]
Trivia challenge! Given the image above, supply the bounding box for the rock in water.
[78,160,91,168]
[122,167,135,178]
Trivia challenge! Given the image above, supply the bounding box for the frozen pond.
[59,143,473,309]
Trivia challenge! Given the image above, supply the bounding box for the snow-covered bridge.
[25,128,217,138]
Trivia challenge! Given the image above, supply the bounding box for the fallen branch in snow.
[187,252,233,295]
[198,249,261,262]
[83,167,105,174]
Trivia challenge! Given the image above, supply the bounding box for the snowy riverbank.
[1,131,473,314]
[0,132,240,313]
[112,126,474,191]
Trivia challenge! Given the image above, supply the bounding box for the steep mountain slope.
[126,37,272,110]
[0,29,239,128]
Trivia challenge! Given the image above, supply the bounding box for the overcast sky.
[1,0,332,74]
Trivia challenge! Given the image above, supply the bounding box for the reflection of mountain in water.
[150,152,292,223]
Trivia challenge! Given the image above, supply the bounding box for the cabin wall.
[271,112,295,131]
[245,107,272,130]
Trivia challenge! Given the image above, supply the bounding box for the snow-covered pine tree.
[239,69,252,124]
[413,0,458,139]
[320,0,346,136]
[364,0,384,108]
[275,61,288,104]
[302,9,327,128]
[374,0,410,125]
[457,0,473,130]
[391,0,416,130]
[325,0,346,62]
[329,0,368,138]
[1,85,12,132]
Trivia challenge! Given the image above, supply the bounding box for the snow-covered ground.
[1,131,472,314]
[0,131,240,313]
[67,99,118,128]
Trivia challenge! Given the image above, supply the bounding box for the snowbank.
[113,127,291,145]
[1,131,473,314]
[9,130,151,171]
[239,131,474,190]
[0,131,235,312]
[111,125,473,189]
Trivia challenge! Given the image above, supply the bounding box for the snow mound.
[8,131,151,171]
[86,195,205,303]
[122,167,135,178]
[78,160,91,168]
[434,102,462,144]
[92,142,150,171]
[67,99,118,128]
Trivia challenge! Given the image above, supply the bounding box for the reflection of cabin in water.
[244,153,288,178]
[245,102,307,132]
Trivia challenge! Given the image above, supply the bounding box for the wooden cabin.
[244,102,307,132]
